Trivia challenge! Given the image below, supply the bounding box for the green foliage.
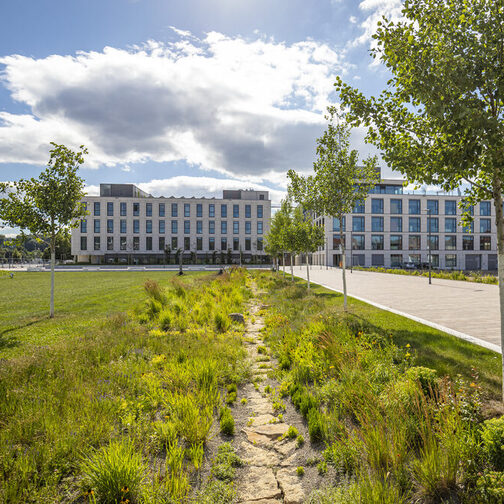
[296,435,305,448]
[482,417,504,471]
[219,407,235,436]
[285,425,299,439]
[477,471,504,503]
[211,443,243,482]
[296,466,305,476]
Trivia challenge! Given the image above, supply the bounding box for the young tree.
[335,0,504,398]
[265,207,285,273]
[0,143,87,318]
[288,108,378,310]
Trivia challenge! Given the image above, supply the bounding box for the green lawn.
[0,271,202,358]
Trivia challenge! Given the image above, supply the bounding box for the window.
[159,237,165,251]
[80,219,87,233]
[333,235,345,249]
[245,221,251,234]
[171,237,178,249]
[120,220,127,233]
[80,236,87,250]
[445,200,457,215]
[390,217,403,232]
[352,216,365,232]
[390,199,402,214]
[196,237,203,250]
[446,254,457,268]
[233,204,239,218]
[409,199,421,214]
[184,203,190,217]
[159,203,165,217]
[133,220,140,233]
[245,238,251,251]
[146,237,152,251]
[233,238,239,251]
[146,220,152,233]
[353,200,365,213]
[159,220,165,234]
[428,235,439,250]
[133,202,140,216]
[209,204,215,217]
[146,203,152,217]
[463,222,474,234]
[445,218,457,233]
[430,254,439,268]
[371,199,384,214]
[463,236,474,250]
[257,205,263,218]
[94,202,101,216]
[480,201,491,216]
[371,235,384,250]
[427,200,439,215]
[184,221,190,234]
[257,237,263,251]
[409,235,421,250]
[94,219,100,233]
[372,217,384,232]
[390,235,402,250]
[333,217,346,232]
[221,238,227,250]
[372,254,384,266]
[427,217,439,233]
[245,205,251,218]
[390,254,403,267]
[257,222,263,234]
[352,235,365,250]
[481,236,492,250]
[107,219,113,233]
[107,202,113,216]
[133,237,140,250]
[171,221,178,234]
[409,217,421,232]
[196,204,203,217]
[480,218,491,233]
[120,237,127,250]
[209,221,215,234]
[445,235,457,250]
[233,221,239,234]
[94,236,101,250]
[120,202,127,216]
[197,221,203,234]
[171,203,178,217]
[408,254,421,266]
[184,237,190,250]
[221,221,227,234]
[221,204,227,218]
[209,237,215,250]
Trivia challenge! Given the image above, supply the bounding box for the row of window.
[364,254,460,268]
[90,201,264,218]
[353,199,492,216]
[80,236,264,252]
[81,219,263,235]
[333,234,493,251]
[334,216,492,234]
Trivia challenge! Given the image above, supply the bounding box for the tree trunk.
[494,183,504,401]
[282,251,286,277]
[50,236,55,318]
[306,253,310,290]
[179,249,183,275]
[340,221,348,311]
[290,253,294,282]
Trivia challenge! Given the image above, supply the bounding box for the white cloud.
[349,15,358,24]
[0,30,350,180]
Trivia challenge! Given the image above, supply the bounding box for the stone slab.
[240,441,280,466]
[239,466,282,502]
[276,468,306,504]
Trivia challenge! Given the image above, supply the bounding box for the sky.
[0,0,404,234]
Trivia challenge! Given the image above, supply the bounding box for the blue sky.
[0,0,403,227]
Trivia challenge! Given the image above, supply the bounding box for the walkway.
[291,265,501,352]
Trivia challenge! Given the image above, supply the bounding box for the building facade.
[71,184,271,264]
[308,179,498,271]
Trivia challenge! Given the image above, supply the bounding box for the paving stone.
[280,452,300,466]
[240,441,280,466]
[252,423,289,439]
[249,401,273,415]
[240,500,282,504]
[248,413,278,426]
[238,467,282,502]
[276,468,306,504]
[243,428,273,447]
[274,440,297,456]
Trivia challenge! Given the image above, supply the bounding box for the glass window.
[197,237,203,250]
[94,202,101,216]
[371,199,384,214]
[428,235,439,250]
[409,235,421,250]
[257,237,263,251]
[159,220,165,234]
[353,200,365,213]
[480,218,491,233]
[463,222,474,233]
[209,237,215,250]
[408,254,421,265]
[409,199,421,214]
[197,221,203,234]
[184,221,190,234]
[445,235,457,250]
[390,199,402,214]
[257,205,263,218]
[372,216,383,232]
[371,235,384,250]
[352,216,365,232]
[107,202,114,216]
[120,219,127,233]
[480,201,491,216]
[171,203,178,217]
[428,217,439,233]
[184,203,190,217]
[159,203,165,217]
[333,235,345,249]
[245,205,251,218]
[159,237,165,251]
[221,238,227,250]
[480,236,492,250]
[171,220,178,234]
[352,235,365,250]
[146,220,152,233]
[221,204,227,217]
[209,221,215,234]
[463,236,474,250]
[390,254,402,267]
[233,221,239,234]
[445,200,457,215]
[146,237,152,251]
[196,204,203,217]
[133,202,139,216]
[133,237,140,250]
[430,254,439,268]
[209,204,215,217]
[372,254,384,266]
[390,235,402,250]
[245,238,251,250]
[409,217,421,232]
[120,237,127,251]
[427,200,439,215]
[120,202,127,216]
[446,254,457,268]
[80,236,87,250]
[221,221,227,234]
[257,222,263,234]
[333,217,346,232]
[107,219,113,233]
[80,219,87,233]
[184,237,190,250]
[233,204,239,218]
[390,217,403,232]
[146,203,152,216]
[445,218,457,233]
[245,221,251,234]
[133,220,140,233]
[94,219,100,233]
[94,236,100,250]
[171,237,178,249]
[233,238,239,251]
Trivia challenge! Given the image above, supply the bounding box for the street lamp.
[325,236,328,270]
[350,230,353,273]
[427,207,432,285]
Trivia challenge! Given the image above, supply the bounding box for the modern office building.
[308,178,498,271]
[71,184,271,264]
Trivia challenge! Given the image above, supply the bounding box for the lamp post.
[325,236,328,270]
[350,230,353,273]
[427,207,432,285]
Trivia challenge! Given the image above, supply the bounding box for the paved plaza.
[292,265,501,352]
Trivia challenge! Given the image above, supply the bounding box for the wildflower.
[121,486,129,493]
[470,382,477,388]
[329,365,334,369]
[405,344,410,348]
[405,352,411,358]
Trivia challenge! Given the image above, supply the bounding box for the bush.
[405,366,438,396]
[212,443,242,481]
[285,425,299,439]
[215,312,231,332]
[296,466,305,476]
[308,408,325,443]
[158,309,172,330]
[477,471,504,503]
[220,408,235,436]
[482,417,504,470]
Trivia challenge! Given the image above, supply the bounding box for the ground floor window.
[133,237,139,251]
[94,236,100,251]
[257,237,263,251]
[159,237,165,251]
[372,254,384,266]
[146,237,152,251]
[390,254,402,267]
[408,254,421,265]
[120,237,127,250]
[197,237,203,250]
[445,254,457,268]
[245,238,251,251]
[107,236,114,251]
[184,237,190,250]
[233,238,239,251]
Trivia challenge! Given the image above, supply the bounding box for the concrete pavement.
[292,265,501,352]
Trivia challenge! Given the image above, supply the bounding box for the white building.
[71,184,271,264]
[308,179,498,271]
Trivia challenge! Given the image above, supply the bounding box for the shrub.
[406,366,438,396]
[197,480,236,504]
[212,443,243,481]
[144,279,167,305]
[226,392,237,405]
[80,439,146,504]
[296,466,305,476]
[477,471,504,503]
[296,435,305,448]
[215,312,231,332]
[220,408,235,436]
[307,408,325,443]
[482,417,504,470]
[158,309,172,330]
[257,346,268,355]
[285,425,299,439]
